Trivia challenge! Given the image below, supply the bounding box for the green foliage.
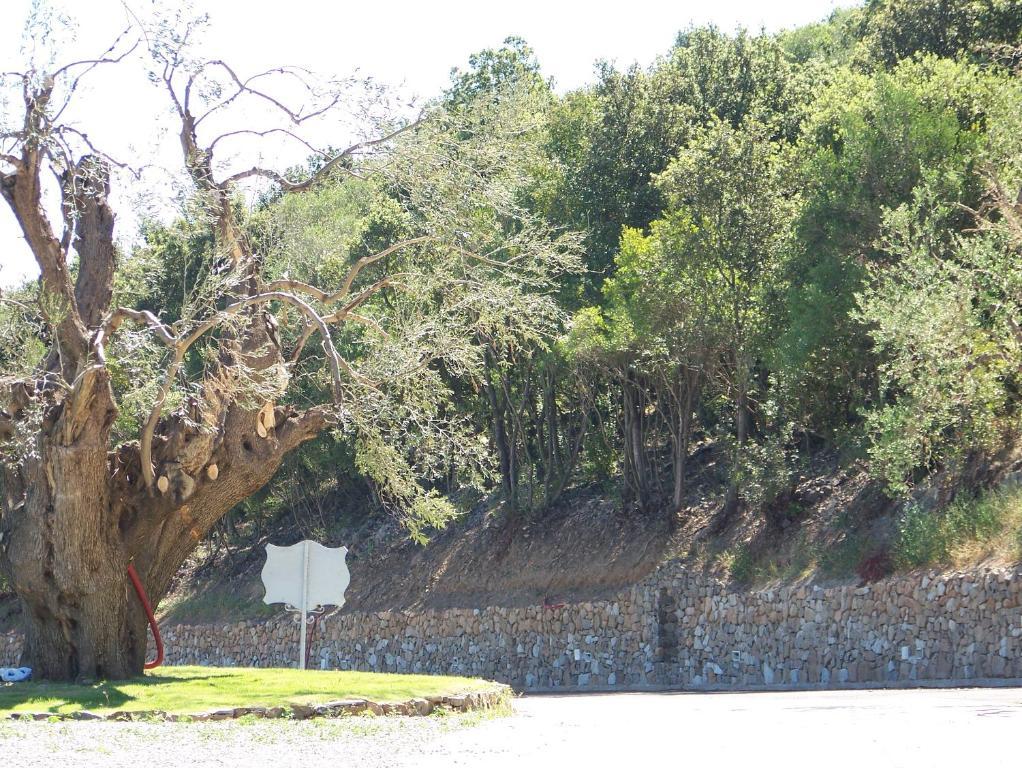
[817,531,871,578]
[94,58,577,544]
[656,116,797,352]
[386,20,1022,553]
[859,188,1022,490]
[722,529,820,585]
[12,11,1022,567]
[658,117,797,497]
[894,502,951,568]
[853,65,1022,491]
[725,543,757,584]
[778,7,864,65]
[893,486,1022,569]
[354,435,459,545]
[601,217,718,371]
[773,56,995,437]
[266,78,577,537]
[665,27,807,139]
[544,27,804,299]
[115,214,217,324]
[0,286,44,385]
[446,36,550,107]
[736,424,799,512]
[253,177,410,293]
[507,20,1022,529]
[855,0,1022,67]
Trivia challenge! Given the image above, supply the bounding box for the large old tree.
[0,15,572,680]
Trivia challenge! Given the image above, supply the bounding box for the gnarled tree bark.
[0,39,398,680]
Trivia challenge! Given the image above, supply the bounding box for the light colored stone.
[4,566,1016,695]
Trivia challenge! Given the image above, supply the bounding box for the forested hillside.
[6,0,1022,617]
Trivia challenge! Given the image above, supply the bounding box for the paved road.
[3,687,1021,767]
[409,687,1022,768]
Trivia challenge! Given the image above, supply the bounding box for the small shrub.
[818,532,869,578]
[892,486,1022,569]
[737,428,797,514]
[723,531,819,585]
[893,502,947,568]
[728,545,756,584]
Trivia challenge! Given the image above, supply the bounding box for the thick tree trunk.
[0,367,326,680]
[0,368,148,680]
[15,551,147,681]
[8,491,146,681]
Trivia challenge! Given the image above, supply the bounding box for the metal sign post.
[261,540,350,669]
[300,540,309,669]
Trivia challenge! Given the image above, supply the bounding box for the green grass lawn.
[0,666,496,715]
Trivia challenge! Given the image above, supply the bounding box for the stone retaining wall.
[4,564,1021,690]
[159,588,657,689]
[652,567,1022,687]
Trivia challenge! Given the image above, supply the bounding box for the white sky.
[0,0,850,288]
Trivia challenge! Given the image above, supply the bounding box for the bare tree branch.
[54,126,143,179]
[216,119,422,192]
[99,307,176,348]
[288,274,409,363]
[267,236,430,302]
[50,30,140,123]
[192,60,343,128]
[207,127,327,157]
[283,118,423,193]
[217,166,302,188]
[51,28,138,79]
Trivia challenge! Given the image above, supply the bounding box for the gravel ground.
[3,686,1022,767]
[0,712,490,768]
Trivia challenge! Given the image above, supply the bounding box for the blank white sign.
[261,540,350,610]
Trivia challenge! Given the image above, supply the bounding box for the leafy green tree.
[597,221,718,509]
[437,38,591,515]
[855,0,1022,67]
[446,36,550,107]
[858,74,1022,491]
[773,56,993,438]
[778,7,865,65]
[656,117,798,519]
[859,184,1022,491]
[546,27,804,298]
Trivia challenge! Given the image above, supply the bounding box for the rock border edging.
[5,684,512,722]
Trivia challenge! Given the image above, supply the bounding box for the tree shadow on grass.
[0,673,220,713]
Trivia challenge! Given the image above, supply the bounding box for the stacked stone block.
[2,565,1019,690]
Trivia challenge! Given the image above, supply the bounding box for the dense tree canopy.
[3,0,1022,679]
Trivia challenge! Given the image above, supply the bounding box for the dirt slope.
[7,443,1018,632]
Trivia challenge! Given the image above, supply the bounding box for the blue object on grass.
[0,667,32,682]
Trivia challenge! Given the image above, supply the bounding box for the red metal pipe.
[127,562,164,670]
